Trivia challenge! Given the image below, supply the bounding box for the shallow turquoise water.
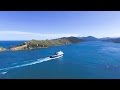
[0,41,120,79]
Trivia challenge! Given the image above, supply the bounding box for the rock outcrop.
[0,47,6,52]
[10,44,28,51]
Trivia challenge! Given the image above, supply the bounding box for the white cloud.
[0,31,79,40]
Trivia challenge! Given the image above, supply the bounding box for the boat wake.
[0,56,58,73]
[0,71,7,75]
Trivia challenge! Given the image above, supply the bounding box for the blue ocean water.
[1,41,120,79]
[0,41,27,49]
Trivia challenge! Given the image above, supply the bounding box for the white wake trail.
[0,57,53,72]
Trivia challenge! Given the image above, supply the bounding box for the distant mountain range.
[100,37,120,43]
[78,36,120,43]
[78,36,99,41]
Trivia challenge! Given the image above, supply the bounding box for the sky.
[0,11,120,40]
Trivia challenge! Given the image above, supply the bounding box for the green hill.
[10,36,81,51]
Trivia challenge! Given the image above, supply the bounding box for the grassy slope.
[10,37,81,51]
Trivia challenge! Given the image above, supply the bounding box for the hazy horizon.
[1,11,120,40]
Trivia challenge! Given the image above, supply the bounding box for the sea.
[0,41,120,79]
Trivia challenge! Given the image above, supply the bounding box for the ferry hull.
[50,55,63,59]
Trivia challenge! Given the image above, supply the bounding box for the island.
[9,36,81,51]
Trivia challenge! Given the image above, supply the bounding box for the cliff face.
[10,44,28,51]
[9,37,81,51]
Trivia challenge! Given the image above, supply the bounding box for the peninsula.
[9,36,81,51]
[1,36,120,52]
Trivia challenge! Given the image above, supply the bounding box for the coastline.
[0,36,81,52]
[0,47,6,52]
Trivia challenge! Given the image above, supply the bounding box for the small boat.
[49,51,64,59]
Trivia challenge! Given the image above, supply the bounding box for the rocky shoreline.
[0,47,6,52]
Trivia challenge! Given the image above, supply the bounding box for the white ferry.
[49,51,64,59]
